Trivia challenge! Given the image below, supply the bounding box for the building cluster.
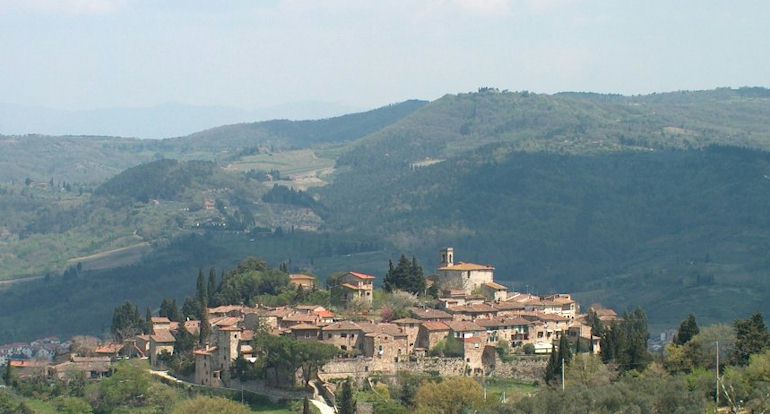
[183,248,616,387]
[5,248,618,389]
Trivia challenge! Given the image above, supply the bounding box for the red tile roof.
[446,321,485,332]
[421,322,450,331]
[347,272,376,280]
[439,262,495,271]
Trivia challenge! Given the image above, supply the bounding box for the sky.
[1,0,769,112]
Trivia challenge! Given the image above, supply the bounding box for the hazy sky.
[1,0,769,111]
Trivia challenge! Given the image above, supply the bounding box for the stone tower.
[440,247,454,268]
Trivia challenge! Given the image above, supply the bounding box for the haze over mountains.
[2,87,770,343]
[0,100,363,139]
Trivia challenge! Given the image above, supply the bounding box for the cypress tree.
[303,396,311,414]
[337,378,357,414]
[199,309,210,346]
[196,269,207,305]
[544,343,558,385]
[208,267,217,304]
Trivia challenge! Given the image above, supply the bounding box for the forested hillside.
[321,144,770,329]
[4,88,770,341]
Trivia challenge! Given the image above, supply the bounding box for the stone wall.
[319,354,547,383]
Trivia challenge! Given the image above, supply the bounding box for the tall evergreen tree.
[674,314,700,345]
[544,343,558,385]
[558,334,573,366]
[111,301,143,341]
[199,309,210,346]
[337,378,357,414]
[208,267,217,304]
[732,312,770,365]
[196,269,207,305]
[144,306,152,334]
[303,396,311,414]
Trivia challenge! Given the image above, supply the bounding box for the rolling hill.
[3,88,770,341]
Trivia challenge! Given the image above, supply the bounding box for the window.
[341,345,347,350]
[341,333,347,338]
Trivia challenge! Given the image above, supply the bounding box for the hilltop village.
[6,248,617,391]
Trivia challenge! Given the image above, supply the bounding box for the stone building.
[417,322,450,351]
[289,274,316,290]
[391,318,422,353]
[337,272,376,306]
[149,330,176,367]
[436,248,495,294]
[321,321,364,355]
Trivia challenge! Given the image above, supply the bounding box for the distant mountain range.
[0,101,365,139]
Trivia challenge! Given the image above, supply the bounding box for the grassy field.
[225,149,336,190]
[67,241,151,271]
[483,378,538,401]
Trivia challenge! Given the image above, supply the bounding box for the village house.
[391,318,422,353]
[289,274,316,290]
[410,307,453,322]
[337,272,376,306]
[475,317,532,347]
[149,330,176,367]
[321,321,364,355]
[417,322,450,351]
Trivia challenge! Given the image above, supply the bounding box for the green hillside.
[4,88,770,342]
[321,144,770,330]
[0,100,425,184]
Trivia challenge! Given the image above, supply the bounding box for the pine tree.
[302,396,311,414]
[337,378,357,414]
[732,313,770,365]
[674,314,699,345]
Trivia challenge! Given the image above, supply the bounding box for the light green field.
[225,149,335,177]
[67,241,151,271]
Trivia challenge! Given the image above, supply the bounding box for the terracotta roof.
[151,317,171,324]
[212,316,241,327]
[517,312,569,322]
[410,307,453,320]
[446,321,485,332]
[316,310,335,318]
[463,337,482,344]
[219,326,241,332]
[392,318,422,325]
[475,317,531,328]
[291,324,321,331]
[341,282,367,291]
[290,274,316,280]
[208,305,248,314]
[193,346,218,356]
[494,302,526,311]
[448,303,498,314]
[421,322,450,331]
[94,343,124,354]
[347,272,376,280]
[484,281,508,290]
[439,262,495,271]
[322,321,361,331]
[240,330,255,341]
[9,360,48,368]
[151,330,176,343]
[283,313,317,323]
